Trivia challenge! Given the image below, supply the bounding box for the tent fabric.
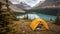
[30,18,49,31]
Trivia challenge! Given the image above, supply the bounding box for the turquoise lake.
[17,14,57,21]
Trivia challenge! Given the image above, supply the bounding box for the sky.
[20,0,45,7]
[9,0,45,9]
[9,0,45,6]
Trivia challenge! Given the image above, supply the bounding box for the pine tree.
[0,2,23,34]
[55,12,60,25]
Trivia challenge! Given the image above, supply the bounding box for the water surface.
[17,14,56,21]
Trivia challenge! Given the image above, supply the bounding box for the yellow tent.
[30,18,49,31]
